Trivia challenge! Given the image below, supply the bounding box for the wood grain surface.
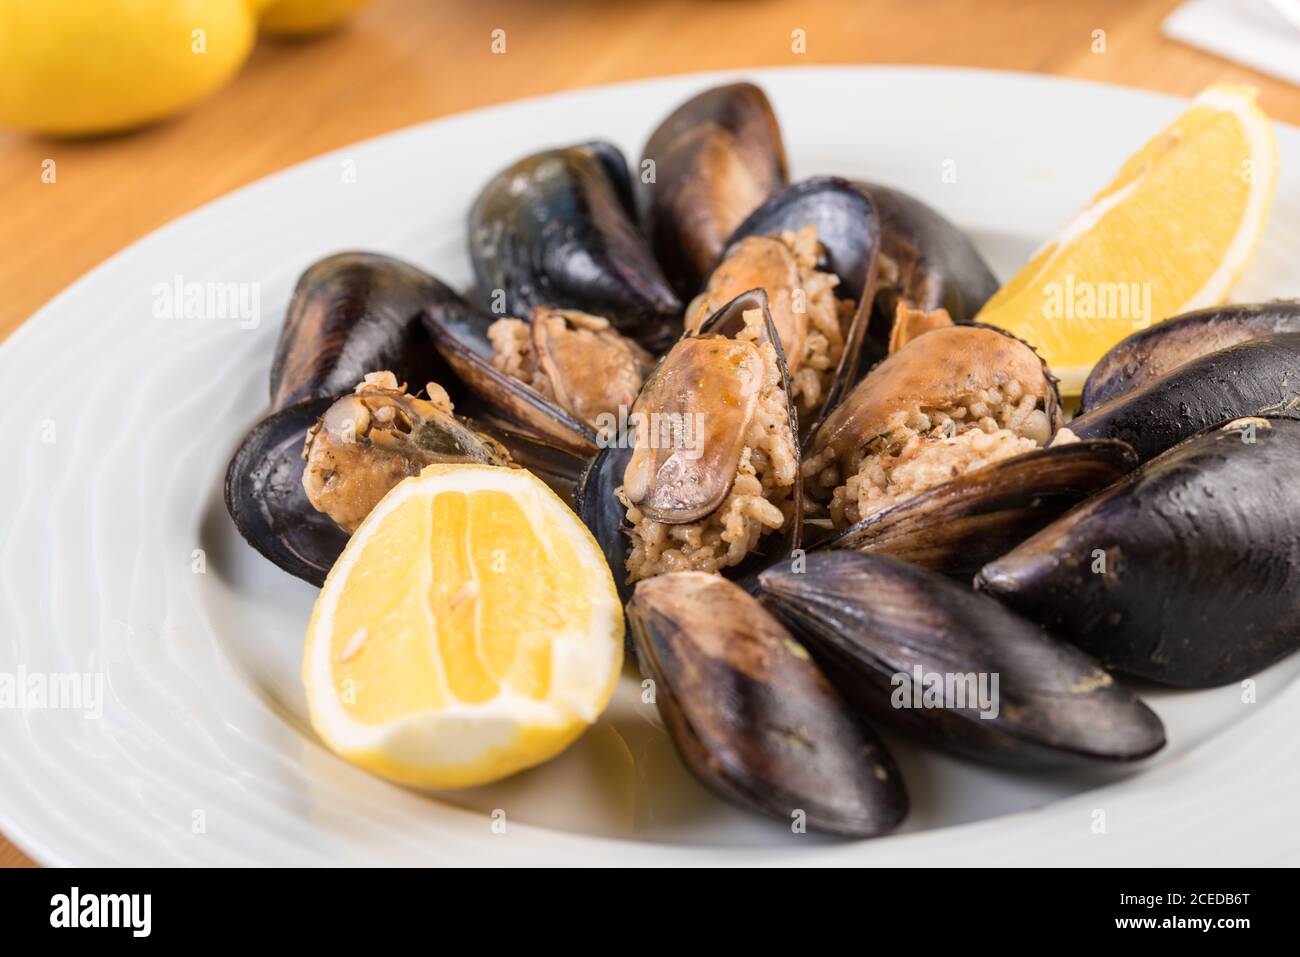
[1,0,1297,867]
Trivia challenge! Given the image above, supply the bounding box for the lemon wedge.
[977,83,1278,394]
[303,464,624,789]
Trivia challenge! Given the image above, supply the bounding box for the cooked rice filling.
[804,378,1052,528]
[782,227,854,416]
[687,226,853,418]
[622,309,797,581]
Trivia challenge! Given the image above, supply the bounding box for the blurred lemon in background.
[0,0,376,136]
[260,0,377,36]
[0,0,257,135]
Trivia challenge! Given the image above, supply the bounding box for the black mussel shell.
[638,82,787,297]
[270,252,453,411]
[574,445,634,604]
[826,439,1136,577]
[728,176,879,304]
[627,572,908,836]
[467,142,681,351]
[1069,333,1300,464]
[978,416,1300,688]
[225,398,345,586]
[1080,300,1300,412]
[423,295,598,456]
[860,182,999,325]
[760,552,1166,767]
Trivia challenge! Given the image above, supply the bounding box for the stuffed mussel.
[577,290,802,595]
[800,321,1133,574]
[226,254,528,585]
[627,571,907,836]
[226,253,464,584]
[424,292,653,456]
[759,552,1166,768]
[979,416,1300,688]
[690,177,881,425]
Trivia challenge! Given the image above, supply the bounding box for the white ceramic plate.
[2,67,1298,866]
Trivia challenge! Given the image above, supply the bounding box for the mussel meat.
[759,551,1166,768]
[638,82,787,296]
[627,571,907,836]
[301,372,513,533]
[425,292,652,456]
[468,142,681,350]
[1080,300,1300,412]
[1068,332,1300,464]
[978,416,1300,688]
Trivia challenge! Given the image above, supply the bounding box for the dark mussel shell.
[577,289,803,601]
[861,182,999,324]
[826,439,1136,578]
[638,82,787,296]
[573,444,634,603]
[760,551,1166,767]
[468,142,681,351]
[1079,300,1300,412]
[725,176,881,420]
[270,252,452,411]
[226,397,347,585]
[228,253,458,584]
[1069,333,1300,464]
[728,176,879,306]
[422,294,599,457]
[627,572,907,836]
[978,416,1300,688]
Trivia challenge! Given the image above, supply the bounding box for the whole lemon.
[259,0,376,36]
[0,0,257,136]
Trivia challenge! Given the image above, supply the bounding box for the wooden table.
[1,0,1296,867]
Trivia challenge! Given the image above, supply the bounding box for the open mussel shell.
[628,572,908,836]
[760,552,1166,768]
[823,181,1001,372]
[978,416,1300,688]
[728,176,879,305]
[270,252,453,412]
[467,141,681,351]
[825,439,1136,577]
[861,182,999,325]
[638,82,787,296]
[724,176,881,423]
[422,295,599,457]
[578,289,803,603]
[225,397,346,586]
[1080,300,1300,412]
[1069,333,1300,464]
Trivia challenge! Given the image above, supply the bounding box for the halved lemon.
[303,464,624,789]
[977,83,1278,395]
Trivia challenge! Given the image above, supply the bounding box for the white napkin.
[1163,0,1300,87]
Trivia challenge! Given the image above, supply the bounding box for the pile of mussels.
[226,83,1300,837]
